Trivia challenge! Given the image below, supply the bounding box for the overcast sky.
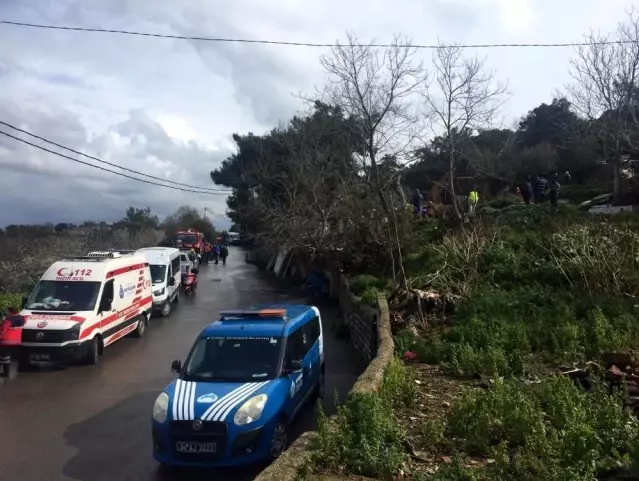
[0,0,633,228]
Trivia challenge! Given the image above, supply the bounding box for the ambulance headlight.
[234,394,268,426]
[153,392,170,423]
[67,324,81,341]
[153,287,165,297]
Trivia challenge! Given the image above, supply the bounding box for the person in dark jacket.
[220,244,229,265]
[534,174,549,204]
[549,175,561,209]
[522,175,533,204]
[212,243,221,265]
[411,189,423,216]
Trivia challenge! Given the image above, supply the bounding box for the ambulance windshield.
[26,280,101,312]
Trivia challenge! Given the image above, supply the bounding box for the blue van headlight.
[153,392,170,423]
[234,394,268,426]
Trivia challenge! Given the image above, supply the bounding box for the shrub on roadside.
[349,274,387,296]
[436,376,639,481]
[0,293,23,313]
[422,285,639,377]
[313,359,414,479]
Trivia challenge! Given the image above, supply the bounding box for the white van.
[136,247,182,317]
[19,251,153,365]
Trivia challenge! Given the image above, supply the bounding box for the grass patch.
[312,359,414,480]
[391,205,639,480]
[430,376,639,480]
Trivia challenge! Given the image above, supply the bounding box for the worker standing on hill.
[534,174,549,204]
[522,175,533,204]
[467,186,479,214]
[411,189,423,216]
[549,174,561,210]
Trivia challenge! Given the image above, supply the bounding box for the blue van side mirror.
[171,360,182,374]
[287,359,303,373]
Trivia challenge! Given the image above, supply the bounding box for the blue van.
[151,304,325,467]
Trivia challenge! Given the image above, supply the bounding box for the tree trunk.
[613,156,622,204]
[449,151,462,220]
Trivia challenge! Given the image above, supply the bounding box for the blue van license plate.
[176,442,217,453]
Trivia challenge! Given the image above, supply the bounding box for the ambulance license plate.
[29,353,51,361]
[175,442,217,453]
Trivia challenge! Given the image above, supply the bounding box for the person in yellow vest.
[467,186,479,214]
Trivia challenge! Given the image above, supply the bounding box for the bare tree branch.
[423,43,508,219]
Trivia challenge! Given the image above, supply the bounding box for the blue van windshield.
[183,336,283,382]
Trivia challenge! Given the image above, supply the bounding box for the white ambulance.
[19,251,153,366]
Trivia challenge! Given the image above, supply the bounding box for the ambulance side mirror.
[171,360,182,374]
[169,277,176,287]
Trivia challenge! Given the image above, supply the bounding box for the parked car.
[151,304,325,468]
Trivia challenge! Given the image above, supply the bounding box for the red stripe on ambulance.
[79,296,152,340]
[106,263,148,279]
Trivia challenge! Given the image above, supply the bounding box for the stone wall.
[334,272,378,364]
[255,292,394,481]
[246,248,379,363]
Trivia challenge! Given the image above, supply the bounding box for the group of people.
[517,171,570,207]
[197,241,229,266]
[410,186,480,218]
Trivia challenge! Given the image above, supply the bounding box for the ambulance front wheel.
[132,315,147,338]
[82,337,100,365]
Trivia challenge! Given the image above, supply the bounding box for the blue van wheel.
[269,421,288,459]
[315,369,325,400]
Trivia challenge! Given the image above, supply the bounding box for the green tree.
[161,206,216,243]
[117,206,159,231]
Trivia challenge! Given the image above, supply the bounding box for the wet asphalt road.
[0,248,363,481]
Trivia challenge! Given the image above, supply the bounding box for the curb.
[255,293,394,481]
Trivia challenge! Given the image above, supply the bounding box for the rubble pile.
[560,352,639,413]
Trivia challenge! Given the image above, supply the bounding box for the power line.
[0,120,231,193]
[1,19,634,49]
[0,129,229,195]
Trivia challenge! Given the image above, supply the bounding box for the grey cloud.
[0,100,232,226]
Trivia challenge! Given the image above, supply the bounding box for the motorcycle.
[182,268,199,296]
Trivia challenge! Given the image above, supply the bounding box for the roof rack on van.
[219,308,287,320]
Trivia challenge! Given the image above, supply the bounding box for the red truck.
[174,229,205,254]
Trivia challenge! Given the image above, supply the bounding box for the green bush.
[314,391,407,479]
[484,194,522,209]
[349,274,387,296]
[360,286,379,307]
[439,376,638,480]
[380,357,416,408]
[0,293,23,314]
[313,359,414,479]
